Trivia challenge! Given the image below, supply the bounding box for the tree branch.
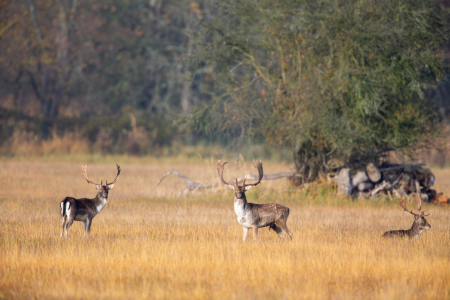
[27,0,43,40]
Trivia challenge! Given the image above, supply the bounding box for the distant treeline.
[0,0,214,154]
[1,0,450,173]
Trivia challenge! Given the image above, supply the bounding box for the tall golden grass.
[1,160,449,299]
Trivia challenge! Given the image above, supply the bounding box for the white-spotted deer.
[382,195,431,239]
[217,160,292,241]
[60,164,121,238]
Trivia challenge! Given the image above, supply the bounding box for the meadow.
[0,158,449,299]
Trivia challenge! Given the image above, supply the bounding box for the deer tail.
[60,197,70,217]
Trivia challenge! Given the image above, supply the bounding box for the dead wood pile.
[336,162,450,206]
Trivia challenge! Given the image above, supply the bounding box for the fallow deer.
[60,164,121,238]
[217,160,292,241]
[382,195,431,239]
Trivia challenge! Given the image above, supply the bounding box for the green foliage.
[190,0,450,180]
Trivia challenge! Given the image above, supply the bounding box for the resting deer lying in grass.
[382,195,431,239]
[217,160,292,242]
[60,164,121,238]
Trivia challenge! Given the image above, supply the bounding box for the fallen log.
[338,168,352,196]
[156,168,301,194]
[357,182,374,192]
[155,168,220,194]
[352,171,369,187]
[242,172,300,181]
[378,163,425,172]
[369,174,403,198]
[366,163,381,183]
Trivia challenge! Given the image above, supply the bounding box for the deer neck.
[407,220,422,238]
[234,194,248,217]
[94,192,108,214]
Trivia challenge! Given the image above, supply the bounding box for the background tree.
[189,0,450,182]
[0,0,208,152]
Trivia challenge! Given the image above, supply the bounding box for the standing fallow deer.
[60,164,121,238]
[382,195,431,239]
[217,160,292,242]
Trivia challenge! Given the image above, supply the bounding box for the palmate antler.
[106,164,121,185]
[82,164,121,186]
[399,195,430,217]
[244,160,263,187]
[217,161,236,188]
[217,160,264,188]
[82,165,101,185]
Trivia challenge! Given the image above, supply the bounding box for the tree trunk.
[293,140,327,184]
[181,10,194,112]
[26,0,76,120]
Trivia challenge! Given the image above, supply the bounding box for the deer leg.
[242,227,249,242]
[60,216,66,238]
[86,218,92,238]
[280,221,293,240]
[60,202,66,238]
[65,217,74,238]
[82,221,87,238]
[63,203,73,238]
[270,224,285,239]
[252,226,258,241]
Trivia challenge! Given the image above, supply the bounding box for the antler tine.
[217,160,235,187]
[244,160,264,187]
[414,180,422,212]
[414,192,431,217]
[81,164,100,185]
[415,192,422,212]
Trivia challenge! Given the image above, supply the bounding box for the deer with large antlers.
[217,160,292,242]
[382,195,431,239]
[60,164,121,238]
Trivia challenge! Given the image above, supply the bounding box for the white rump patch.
[65,203,71,216]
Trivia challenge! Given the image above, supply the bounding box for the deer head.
[399,195,431,230]
[217,160,263,199]
[82,164,121,198]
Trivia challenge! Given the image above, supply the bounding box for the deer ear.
[228,185,235,191]
[107,184,115,190]
[93,184,101,190]
[244,185,252,191]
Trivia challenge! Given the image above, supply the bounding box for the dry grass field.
[1,158,450,299]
